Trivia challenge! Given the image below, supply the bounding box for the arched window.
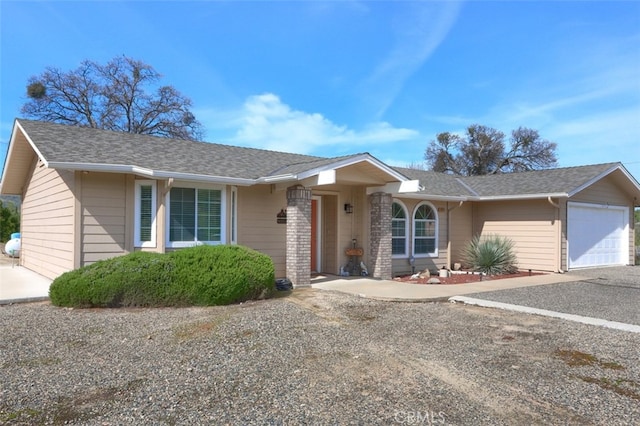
[413,202,438,256]
[391,201,408,257]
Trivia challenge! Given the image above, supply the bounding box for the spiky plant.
[462,234,518,275]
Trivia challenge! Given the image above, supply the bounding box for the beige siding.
[20,161,75,279]
[450,202,473,266]
[337,185,368,272]
[80,173,128,266]
[236,184,369,278]
[570,176,636,266]
[571,176,631,205]
[473,200,559,272]
[237,185,288,277]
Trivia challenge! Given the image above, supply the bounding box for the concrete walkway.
[311,273,581,301]
[0,259,52,304]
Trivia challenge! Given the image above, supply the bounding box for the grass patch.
[0,379,146,425]
[3,356,61,369]
[0,407,41,423]
[555,349,625,370]
[172,317,228,341]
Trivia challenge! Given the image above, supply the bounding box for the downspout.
[447,201,464,270]
[547,196,562,272]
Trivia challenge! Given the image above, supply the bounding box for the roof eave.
[475,193,569,201]
[566,163,620,197]
[396,193,469,201]
[1,120,48,195]
[256,174,298,183]
[567,163,640,200]
[46,162,256,186]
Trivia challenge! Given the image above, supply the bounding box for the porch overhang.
[263,153,421,192]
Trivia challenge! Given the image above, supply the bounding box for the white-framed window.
[391,200,408,257]
[413,202,438,257]
[166,184,226,248]
[134,180,157,248]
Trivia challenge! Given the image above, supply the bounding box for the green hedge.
[49,245,275,308]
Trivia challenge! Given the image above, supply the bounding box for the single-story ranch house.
[2,119,639,286]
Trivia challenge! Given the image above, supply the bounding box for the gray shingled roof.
[13,120,634,200]
[393,167,476,197]
[394,163,628,198]
[270,154,368,176]
[459,163,621,197]
[17,119,345,179]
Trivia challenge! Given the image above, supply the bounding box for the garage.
[568,202,629,269]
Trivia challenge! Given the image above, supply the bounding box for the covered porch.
[275,154,420,287]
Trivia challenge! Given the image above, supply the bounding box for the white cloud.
[223,93,418,154]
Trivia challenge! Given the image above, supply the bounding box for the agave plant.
[462,234,518,275]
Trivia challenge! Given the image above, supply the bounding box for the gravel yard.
[1,289,639,425]
[467,266,640,326]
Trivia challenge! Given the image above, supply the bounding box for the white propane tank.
[5,238,21,257]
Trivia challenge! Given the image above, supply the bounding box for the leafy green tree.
[424,125,558,175]
[21,56,203,140]
[0,199,20,242]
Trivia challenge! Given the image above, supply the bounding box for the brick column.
[286,185,312,287]
[369,192,392,280]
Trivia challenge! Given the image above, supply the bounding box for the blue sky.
[1,1,639,180]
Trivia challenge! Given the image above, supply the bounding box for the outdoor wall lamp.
[344,203,353,214]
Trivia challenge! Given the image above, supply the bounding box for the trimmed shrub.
[49,245,275,308]
[173,245,275,306]
[462,234,518,275]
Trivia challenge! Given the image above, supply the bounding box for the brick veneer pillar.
[286,185,312,287]
[369,192,392,280]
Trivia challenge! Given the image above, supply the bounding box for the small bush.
[49,245,275,308]
[462,234,518,275]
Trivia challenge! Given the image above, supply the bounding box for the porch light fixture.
[344,203,353,214]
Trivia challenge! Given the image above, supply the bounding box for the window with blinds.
[169,187,223,245]
[139,185,153,242]
[134,181,157,247]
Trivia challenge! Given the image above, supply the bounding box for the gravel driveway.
[1,289,639,425]
[466,266,640,326]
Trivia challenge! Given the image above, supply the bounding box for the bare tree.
[21,56,203,140]
[424,124,557,175]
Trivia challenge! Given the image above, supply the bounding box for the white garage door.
[568,202,628,269]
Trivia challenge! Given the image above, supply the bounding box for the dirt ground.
[1,288,638,425]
